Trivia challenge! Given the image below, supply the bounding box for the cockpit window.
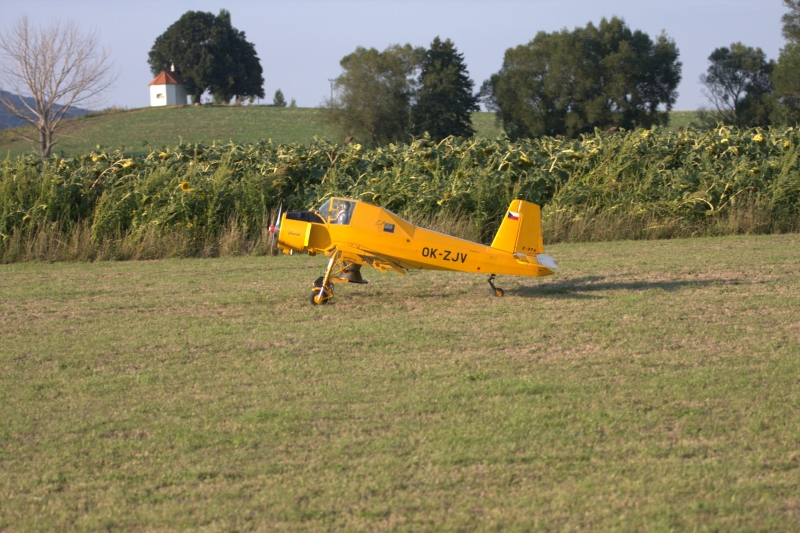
[329,199,355,225]
[316,198,356,225]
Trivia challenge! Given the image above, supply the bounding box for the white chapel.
[149,66,187,107]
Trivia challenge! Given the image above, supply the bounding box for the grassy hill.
[0,106,693,159]
[0,107,505,159]
[668,110,703,130]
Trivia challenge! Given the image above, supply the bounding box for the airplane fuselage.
[277,199,556,278]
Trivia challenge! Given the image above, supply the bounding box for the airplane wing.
[334,243,408,276]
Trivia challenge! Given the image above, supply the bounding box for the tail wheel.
[311,286,333,305]
[487,274,504,297]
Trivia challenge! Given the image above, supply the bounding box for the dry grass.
[4,201,793,264]
[542,199,793,243]
[0,216,278,263]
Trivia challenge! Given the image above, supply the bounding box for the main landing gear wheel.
[309,251,342,306]
[311,286,333,305]
[487,274,504,297]
[311,276,333,305]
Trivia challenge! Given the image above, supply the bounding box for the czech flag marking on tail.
[507,211,520,221]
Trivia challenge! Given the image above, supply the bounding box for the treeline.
[1,126,798,261]
[323,19,680,146]
[324,2,800,146]
[323,38,479,147]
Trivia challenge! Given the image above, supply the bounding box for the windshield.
[317,199,331,221]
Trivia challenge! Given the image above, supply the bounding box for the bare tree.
[0,16,116,156]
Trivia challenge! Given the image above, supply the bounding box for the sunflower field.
[1,126,798,261]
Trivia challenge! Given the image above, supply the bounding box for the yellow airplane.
[269,197,558,304]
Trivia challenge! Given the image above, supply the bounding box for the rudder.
[490,200,544,255]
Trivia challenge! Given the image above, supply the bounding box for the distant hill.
[0,90,90,129]
[0,104,697,159]
[0,105,505,158]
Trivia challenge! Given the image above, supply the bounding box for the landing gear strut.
[311,251,340,305]
[487,274,504,297]
[310,251,368,305]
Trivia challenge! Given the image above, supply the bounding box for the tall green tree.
[482,17,681,140]
[699,43,774,128]
[213,11,264,104]
[324,44,424,146]
[410,37,479,141]
[148,9,264,105]
[782,0,800,42]
[772,1,800,124]
[772,43,800,124]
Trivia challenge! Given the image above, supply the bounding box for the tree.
[323,44,424,146]
[273,89,287,107]
[148,9,264,105]
[782,0,800,43]
[481,17,681,140]
[699,43,774,127]
[772,43,800,124]
[0,16,115,157]
[772,1,800,124]
[410,37,479,141]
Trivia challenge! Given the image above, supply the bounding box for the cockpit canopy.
[317,198,357,225]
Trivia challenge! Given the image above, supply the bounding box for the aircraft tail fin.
[490,199,544,256]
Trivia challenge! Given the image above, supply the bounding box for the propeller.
[269,202,283,255]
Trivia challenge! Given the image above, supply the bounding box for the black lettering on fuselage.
[422,247,439,258]
[422,247,468,263]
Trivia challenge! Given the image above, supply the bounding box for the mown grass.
[0,108,508,159]
[1,234,798,531]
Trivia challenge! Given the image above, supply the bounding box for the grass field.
[0,107,689,159]
[1,234,798,531]
[664,110,699,131]
[0,107,507,159]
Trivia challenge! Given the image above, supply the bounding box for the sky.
[0,0,789,111]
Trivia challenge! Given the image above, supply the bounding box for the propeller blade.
[269,202,283,255]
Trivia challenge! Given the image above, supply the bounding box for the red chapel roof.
[149,71,186,86]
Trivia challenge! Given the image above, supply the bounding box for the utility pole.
[327,78,335,103]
